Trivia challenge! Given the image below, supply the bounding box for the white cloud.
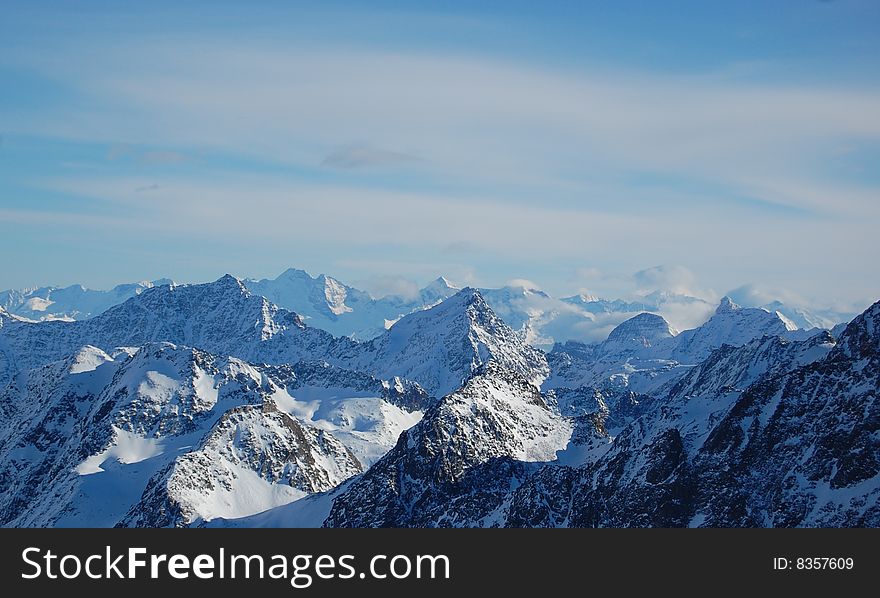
[633,265,703,297]
[725,283,807,308]
[13,43,880,216]
[504,279,542,291]
[656,300,718,334]
[5,36,880,307]
[15,172,880,308]
[353,275,420,301]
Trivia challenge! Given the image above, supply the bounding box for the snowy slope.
[0,343,426,527]
[324,362,572,528]
[119,402,362,527]
[272,361,428,466]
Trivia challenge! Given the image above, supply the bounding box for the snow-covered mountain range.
[0,267,856,348]
[0,280,173,322]
[1,269,877,528]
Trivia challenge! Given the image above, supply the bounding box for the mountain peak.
[834,300,880,359]
[606,312,676,345]
[449,287,486,309]
[358,287,548,396]
[417,277,460,306]
[212,274,249,294]
[412,286,490,322]
[716,296,740,314]
[430,276,455,289]
[66,345,114,374]
[278,268,312,280]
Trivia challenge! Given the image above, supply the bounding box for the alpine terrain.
[0,269,876,528]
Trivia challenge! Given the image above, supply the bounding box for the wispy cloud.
[137,150,191,165]
[21,172,877,307]
[107,144,192,166]
[352,275,421,301]
[3,28,880,305]
[13,43,880,216]
[322,146,421,169]
[633,265,706,297]
[440,240,480,255]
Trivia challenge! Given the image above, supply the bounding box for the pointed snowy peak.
[715,296,740,314]
[418,276,459,305]
[351,288,549,397]
[430,275,455,289]
[118,273,306,335]
[445,286,484,307]
[405,286,486,318]
[670,296,796,363]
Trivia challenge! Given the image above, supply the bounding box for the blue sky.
[1,0,878,310]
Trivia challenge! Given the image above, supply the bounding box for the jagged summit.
[216,273,246,287]
[832,299,880,359]
[417,276,459,306]
[670,296,796,363]
[0,275,350,382]
[350,287,549,397]
[245,268,453,340]
[715,295,739,314]
[426,276,456,291]
[441,286,482,306]
[323,364,572,527]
